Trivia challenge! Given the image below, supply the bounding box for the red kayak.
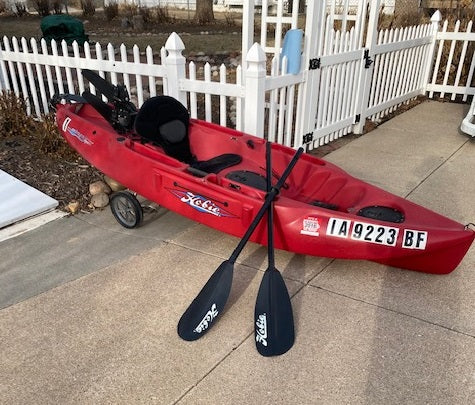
[53,72,474,275]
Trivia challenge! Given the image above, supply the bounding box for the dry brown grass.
[33,111,74,157]
[0,91,31,138]
[0,91,77,159]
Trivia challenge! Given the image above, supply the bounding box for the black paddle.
[178,146,304,341]
[254,142,295,356]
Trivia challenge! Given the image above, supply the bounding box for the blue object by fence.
[280,29,303,75]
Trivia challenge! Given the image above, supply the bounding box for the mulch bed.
[0,134,102,212]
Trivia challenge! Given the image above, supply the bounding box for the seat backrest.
[134,96,193,163]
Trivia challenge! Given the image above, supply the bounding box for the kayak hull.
[55,102,474,274]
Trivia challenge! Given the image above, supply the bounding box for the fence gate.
[356,2,436,134]
[293,0,436,150]
[294,0,370,149]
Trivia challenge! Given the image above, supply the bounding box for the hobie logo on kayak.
[169,189,236,218]
[62,117,71,132]
[194,303,218,334]
[62,117,93,146]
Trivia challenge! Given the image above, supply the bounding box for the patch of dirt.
[0,10,244,54]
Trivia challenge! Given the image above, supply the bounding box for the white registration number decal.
[326,218,428,250]
[351,221,398,246]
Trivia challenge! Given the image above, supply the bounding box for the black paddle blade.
[255,267,295,356]
[82,69,117,101]
[178,260,234,341]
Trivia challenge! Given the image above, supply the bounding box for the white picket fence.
[0,36,168,117]
[0,31,302,142]
[357,20,436,126]
[1,0,475,151]
[427,17,475,101]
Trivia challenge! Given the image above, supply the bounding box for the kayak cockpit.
[104,95,407,222]
[134,96,243,175]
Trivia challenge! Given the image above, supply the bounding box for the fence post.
[353,0,381,135]
[423,10,442,95]
[294,0,325,148]
[244,43,266,137]
[239,0,255,128]
[164,32,187,107]
[241,0,255,73]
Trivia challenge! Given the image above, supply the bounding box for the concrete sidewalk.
[1,100,474,404]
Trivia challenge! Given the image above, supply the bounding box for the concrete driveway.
[0,100,474,404]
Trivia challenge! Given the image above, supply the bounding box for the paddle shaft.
[254,141,295,356]
[266,142,275,268]
[229,147,303,264]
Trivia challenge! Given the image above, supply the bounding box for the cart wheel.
[110,191,143,229]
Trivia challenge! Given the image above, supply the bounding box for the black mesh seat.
[135,96,241,173]
[135,95,193,163]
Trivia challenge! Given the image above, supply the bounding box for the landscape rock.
[91,192,109,208]
[89,180,112,196]
[104,175,126,192]
[67,200,80,214]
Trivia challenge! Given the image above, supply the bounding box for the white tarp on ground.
[0,170,58,229]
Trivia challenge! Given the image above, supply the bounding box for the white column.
[353,0,381,134]
[244,43,266,137]
[422,10,442,95]
[164,32,187,107]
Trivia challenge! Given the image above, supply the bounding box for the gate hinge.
[355,114,361,123]
[303,132,314,144]
[309,58,321,70]
[364,49,373,69]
